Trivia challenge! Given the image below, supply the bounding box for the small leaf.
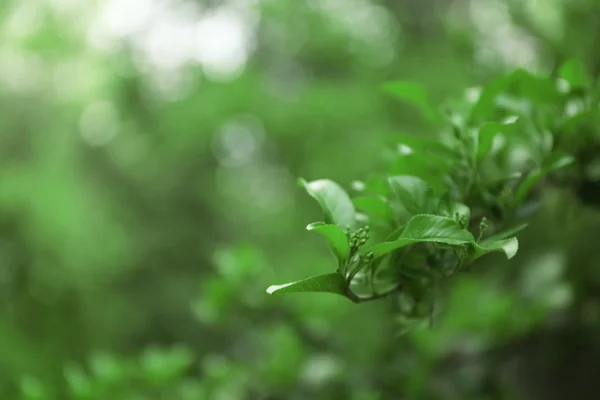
[389,176,436,215]
[299,178,356,228]
[472,237,519,261]
[382,81,442,123]
[266,273,348,297]
[514,153,575,205]
[306,222,350,260]
[353,196,395,225]
[559,59,591,89]
[368,215,475,259]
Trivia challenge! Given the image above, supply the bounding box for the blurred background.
[1,0,600,399]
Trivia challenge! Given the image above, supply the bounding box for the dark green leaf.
[368,215,475,259]
[382,81,442,123]
[306,222,350,260]
[299,178,356,228]
[266,273,348,297]
[389,176,436,215]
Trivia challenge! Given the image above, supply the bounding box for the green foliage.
[268,59,600,331]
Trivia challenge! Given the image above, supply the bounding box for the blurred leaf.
[438,199,470,223]
[368,215,474,259]
[20,376,46,400]
[382,81,442,123]
[353,196,394,226]
[266,273,347,297]
[64,363,93,398]
[514,153,575,205]
[483,223,529,243]
[306,222,350,260]
[477,117,519,159]
[388,176,436,215]
[299,178,356,228]
[559,58,591,89]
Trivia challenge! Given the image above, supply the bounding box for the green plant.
[267,60,600,325]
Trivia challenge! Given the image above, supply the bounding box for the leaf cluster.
[267,60,600,325]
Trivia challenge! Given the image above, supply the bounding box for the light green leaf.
[353,196,394,225]
[299,178,356,228]
[472,237,519,261]
[514,153,575,205]
[266,273,348,297]
[382,81,442,124]
[368,215,475,259]
[388,176,436,216]
[306,222,350,260]
[559,58,591,89]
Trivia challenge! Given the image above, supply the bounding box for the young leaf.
[299,178,356,228]
[367,215,475,259]
[353,196,395,225]
[471,237,519,261]
[389,176,436,215]
[266,273,348,297]
[382,81,442,124]
[306,222,350,260]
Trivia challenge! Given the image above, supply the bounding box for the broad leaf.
[389,176,436,216]
[299,178,356,228]
[514,153,575,205]
[368,215,475,259]
[382,81,442,124]
[471,237,519,261]
[266,273,348,297]
[306,222,350,260]
[353,196,394,225]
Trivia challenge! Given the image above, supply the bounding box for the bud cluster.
[347,225,370,251]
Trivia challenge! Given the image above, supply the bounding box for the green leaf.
[482,223,528,244]
[306,222,350,260]
[299,178,356,228]
[388,176,436,216]
[353,196,394,225]
[266,273,348,297]
[390,134,456,158]
[368,215,475,259]
[382,81,442,124]
[471,237,519,261]
[514,153,575,205]
[438,200,471,223]
[559,58,591,89]
[470,69,558,121]
[477,117,519,159]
